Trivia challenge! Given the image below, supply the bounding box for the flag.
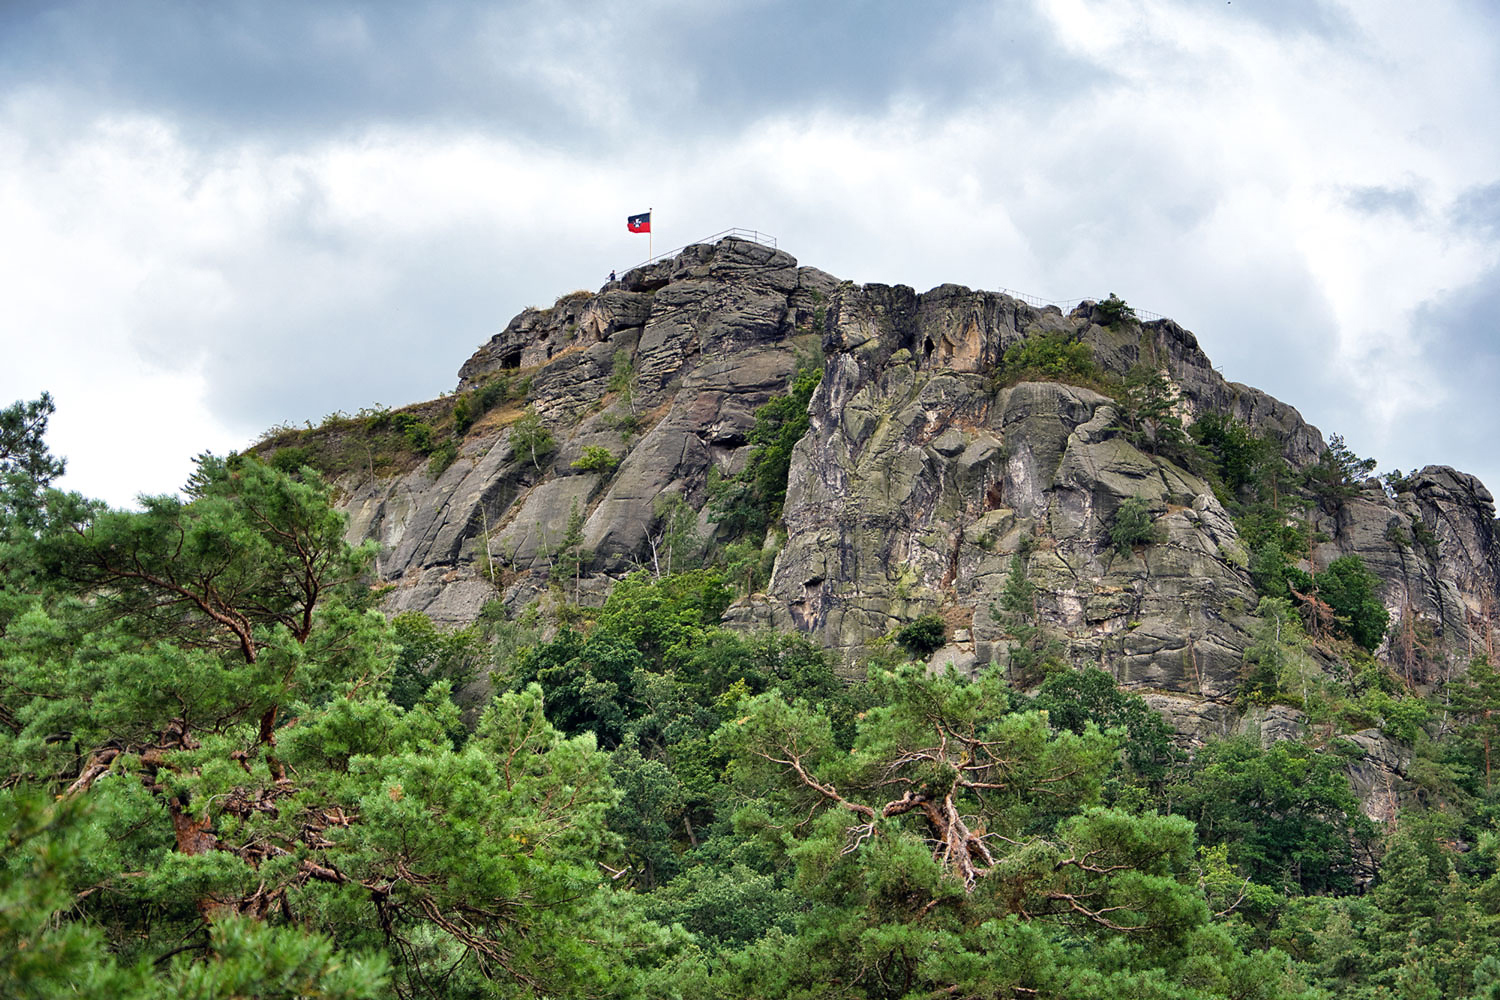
[627,211,651,234]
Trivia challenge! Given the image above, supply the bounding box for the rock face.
[301,236,1500,816]
[764,281,1270,705]
[342,238,837,621]
[1308,468,1500,679]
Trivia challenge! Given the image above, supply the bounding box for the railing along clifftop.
[621,229,777,273]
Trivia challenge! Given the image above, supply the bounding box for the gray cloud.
[1344,184,1424,218]
[0,0,1107,149]
[1451,181,1500,239]
[640,0,1107,119]
[1,2,587,144]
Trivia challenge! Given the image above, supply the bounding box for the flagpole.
[649,206,653,262]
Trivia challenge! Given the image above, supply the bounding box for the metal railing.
[622,228,777,273]
[995,286,1164,323]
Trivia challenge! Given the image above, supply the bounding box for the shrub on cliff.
[894,613,947,657]
[1110,496,1161,555]
[1094,292,1137,327]
[709,361,822,539]
[997,331,1101,387]
[572,445,619,473]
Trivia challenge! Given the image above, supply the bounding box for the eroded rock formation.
[298,236,1500,814]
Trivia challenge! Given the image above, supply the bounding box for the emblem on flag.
[627,212,651,234]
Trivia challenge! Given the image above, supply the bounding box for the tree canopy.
[5,395,1500,999]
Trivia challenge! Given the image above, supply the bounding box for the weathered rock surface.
[344,239,834,622]
[300,235,1500,820]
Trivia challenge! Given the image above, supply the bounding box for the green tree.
[591,568,732,663]
[1117,364,1186,457]
[893,613,946,657]
[1449,655,1500,792]
[646,493,701,578]
[508,407,555,470]
[1110,496,1161,555]
[552,497,590,600]
[283,684,666,998]
[992,551,1067,685]
[0,789,392,1000]
[607,739,689,887]
[0,410,709,997]
[1240,596,1321,706]
[1304,433,1377,511]
[640,861,796,949]
[26,455,378,784]
[388,611,487,711]
[510,627,644,746]
[608,347,637,417]
[1032,667,1180,789]
[1316,554,1389,652]
[726,666,1114,888]
[0,393,66,544]
[999,547,1037,615]
[719,534,776,595]
[571,443,619,472]
[1273,817,1500,999]
[1171,736,1374,895]
[1192,411,1280,501]
[1095,292,1137,326]
[712,666,1309,998]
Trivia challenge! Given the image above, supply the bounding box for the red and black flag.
[627,211,651,233]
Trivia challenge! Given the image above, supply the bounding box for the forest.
[4,388,1500,1000]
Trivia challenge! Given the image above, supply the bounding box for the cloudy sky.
[2,0,1498,507]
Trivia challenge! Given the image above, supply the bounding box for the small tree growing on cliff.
[1095,293,1137,327]
[708,360,821,541]
[1315,554,1389,652]
[1116,364,1186,458]
[997,331,1100,387]
[1191,412,1280,502]
[1109,497,1162,556]
[646,494,701,578]
[510,408,556,470]
[553,498,590,601]
[1449,655,1500,791]
[608,349,638,417]
[1303,433,1377,512]
[893,613,946,657]
[992,551,1066,685]
[572,445,619,473]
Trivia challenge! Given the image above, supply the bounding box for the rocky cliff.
[274,236,1500,802]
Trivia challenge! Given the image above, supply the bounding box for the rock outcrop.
[274,236,1500,817]
[342,239,837,620]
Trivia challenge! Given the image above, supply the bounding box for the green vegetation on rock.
[1095,292,1138,327]
[709,358,822,541]
[572,443,620,472]
[1110,495,1162,555]
[996,329,1104,388]
[893,612,946,656]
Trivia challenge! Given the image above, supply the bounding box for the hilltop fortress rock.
[317,237,1500,760]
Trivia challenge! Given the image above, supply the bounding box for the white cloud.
[2,0,1499,504]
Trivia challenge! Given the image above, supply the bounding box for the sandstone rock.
[320,237,1500,809]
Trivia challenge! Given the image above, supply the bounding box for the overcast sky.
[2,0,1498,508]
